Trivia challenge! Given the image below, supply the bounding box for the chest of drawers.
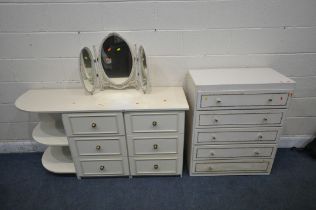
[15,87,188,179]
[184,68,295,176]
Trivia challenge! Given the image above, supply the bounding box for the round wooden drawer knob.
[99,165,105,171]
[91,122,97,128]
[152,121,158,127]
[154,164,159,170]
[96,145,101,150]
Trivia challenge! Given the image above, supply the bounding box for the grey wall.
[0,0,316,149]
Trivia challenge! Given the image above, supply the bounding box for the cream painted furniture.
[184,68,295,176]
[15,87,188,178]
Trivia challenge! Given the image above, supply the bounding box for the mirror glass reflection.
[101,34,133,80]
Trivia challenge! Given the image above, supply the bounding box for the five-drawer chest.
[15,87,188,179]
[184,68,295,176]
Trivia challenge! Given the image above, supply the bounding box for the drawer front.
[125,112,184,134]
[198,112,283,127]
[130,158,179,175]
[127,136,180,155]
[62,113,124,136]
[194,159,272,174]
[80,158,129,176]
[72,136,127,156]
[196,129,279,144]
[194,144,276,159]
[199,93,288,109]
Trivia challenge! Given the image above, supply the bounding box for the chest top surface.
[188,68,296,91]
[15,87,189,113]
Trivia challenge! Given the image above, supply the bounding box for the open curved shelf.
[33,122,68,146]
[42,146,75,174]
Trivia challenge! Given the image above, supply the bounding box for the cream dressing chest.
[15,87,188,178]
[184,68,295,176]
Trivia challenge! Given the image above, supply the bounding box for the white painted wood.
[197,109,286,128]
[127,134,182,156]
[124,112,184,134]
[124,110,185,176]
[184,68,294,176]
[62,112,125,136]
[189,68,295,91]
[193,159,273,175]
[194,128,280,144]
[15,87,189,113]
[79,157,129,176]
[15,87,187,177]
[71,136,127,156]
[194,144,277,160]
[129,157,180,176]
[199,93,289,109]
[32,122,67,146]
[42,146,75,174]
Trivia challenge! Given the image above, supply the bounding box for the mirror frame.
[96,32,138,90]
[79,47,97,94]
[138,45,151,93]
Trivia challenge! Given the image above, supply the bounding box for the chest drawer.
[127,135,181,155]
[198,93,288,109]
[194,159,272,174]
[125,112,184,134]
[130,157,178,175]
[62,113,124,136]
[197,110,284,127]
[195,128,279,144]
[79,158,129,176]
[194,144,276,159]
[71,136,127,156]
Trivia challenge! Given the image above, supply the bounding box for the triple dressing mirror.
[79,33,151,94]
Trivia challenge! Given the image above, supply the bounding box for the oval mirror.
[138,45,150,93]
[79,47,96,94]
[100,33,133,84]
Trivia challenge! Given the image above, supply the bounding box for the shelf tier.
[33,122,68,146]
[42,146,75,174]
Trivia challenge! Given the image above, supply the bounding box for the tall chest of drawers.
[184,68,295,176]
[15,87,188,179]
